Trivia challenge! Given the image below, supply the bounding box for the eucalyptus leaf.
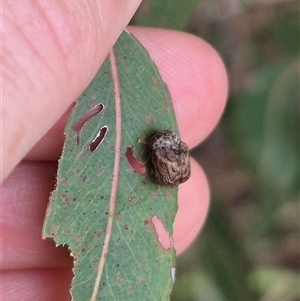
[43,30,179,301]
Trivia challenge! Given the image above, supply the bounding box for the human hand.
[1,1,227,300]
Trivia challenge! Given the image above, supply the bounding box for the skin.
[1,1,228,300]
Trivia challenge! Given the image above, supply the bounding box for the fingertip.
[27,27,228,163]
[129,27,228,147]
[174,158,210,254]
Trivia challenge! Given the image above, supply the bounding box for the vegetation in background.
[133,1,300,300]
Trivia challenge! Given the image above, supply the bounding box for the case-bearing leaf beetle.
[147,130,191,187]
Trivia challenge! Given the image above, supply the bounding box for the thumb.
[2,0,142,181]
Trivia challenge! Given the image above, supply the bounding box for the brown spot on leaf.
[161,95,170,114]
[62,193,71,208]
[153,77,160,90]
[145,116,153,124]
[50,227,58,236]
[151,192,157,198]
[75,234,83,241]
[60,178,68,185]
[88,95,97,107]
[165,191,172,199]
[95,231,102,238]
[116,277,123,284]
[96,167,102,176]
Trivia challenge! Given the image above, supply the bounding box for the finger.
[2,0,142,181]
[1,161,72,270]
[129,27,228,147]
[175,158,210,254]
[26,28,228,161]
[2,268,72,301]
[1,158,207,270]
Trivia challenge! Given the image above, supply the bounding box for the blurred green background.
[132,1,299,300]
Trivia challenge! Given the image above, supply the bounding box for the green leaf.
[43,30,179,301]
[227,58,299,236]
[133,0,199,30]
[249,267,300,301]
[198,199,253,301]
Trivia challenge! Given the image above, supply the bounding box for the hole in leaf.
[170,267,176,283]
[89,126,108,152]
[125,146,146,175]
[72,103,104,145]
[151,216,172,250]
